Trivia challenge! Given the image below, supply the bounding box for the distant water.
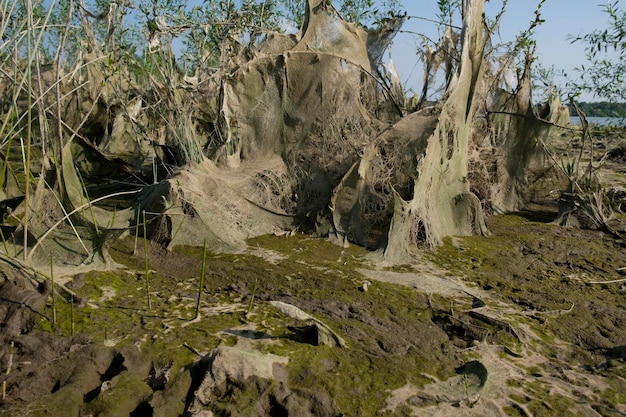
[570,116,626,126]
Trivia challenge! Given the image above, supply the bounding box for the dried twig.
[588,278,626,284]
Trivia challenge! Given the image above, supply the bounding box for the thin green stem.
[0,228,8,255]
[170,215,185,244]
[42,178,90,256]
[109,207,117,228]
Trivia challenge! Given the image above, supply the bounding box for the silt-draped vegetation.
[2,0,622,266]
[1,0,626,415]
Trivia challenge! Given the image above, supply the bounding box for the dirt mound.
[188,345,339,417]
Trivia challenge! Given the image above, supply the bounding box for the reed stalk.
[108,207,117,229]
[0,131,14,196]
[22,0,33,261]
[18,0,56,260]
[142,210,151,311]
[170,215,185,244]
[70,296,74,336]
[194,239,207,320]
[42,178,90,256]
[246,277,258,316]
[2,341,14,400]
[0,228,8,255]
[134,210,140,256]
[53,0,74,151]
[50,255,56,326]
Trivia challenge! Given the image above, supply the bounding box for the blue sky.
[388,1,616,101]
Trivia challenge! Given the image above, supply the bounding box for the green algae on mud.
[432,213,626,312]
[9,217,626,416]
[431,212,626,347]
[428,212,626,414]
[228,236,466,414]
[9,233,465,416]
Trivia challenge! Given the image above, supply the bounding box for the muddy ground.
[0,208,625,417]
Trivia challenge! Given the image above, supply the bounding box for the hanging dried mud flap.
[270,301,348,348]
[0,147,25,237]
[24,138,141,263]
[330,111,438,252]
[454,192,490,236]
[134,159,296,253]
[488,56,567,214]
[329,160,361,248]
[60,138,135,229]
[377,0,490,262]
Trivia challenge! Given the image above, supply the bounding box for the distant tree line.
[566,102,626,118]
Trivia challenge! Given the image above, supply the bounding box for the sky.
[386,0,616,101]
